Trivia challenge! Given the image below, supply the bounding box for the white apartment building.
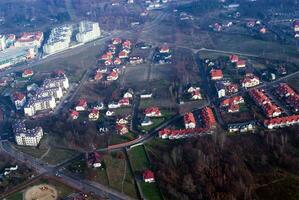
[43,75,69,90]
[24,96,56,117]
[0,35,6,51]
[43,25,73,54]
[36,86,63,100]
[13,121,44,146]
[76,21,101,43]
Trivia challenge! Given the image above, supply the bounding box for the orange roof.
[229,55,239,62]
[12,92,25,101]
[184,112,196,124]
[210,69,223,79]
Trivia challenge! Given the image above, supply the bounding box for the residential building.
[13,120,43,146]
[15,32,44,48]
[70,110,79,120]
[86,151,102,168]
[24,96,56,116]
[159,45,170,53]
[220,96,244,107]
[76,21,101,43]
[276,83,299,112]
[141,116,153,126]
[249,89,282,118]
[228,121,257,133]
[264,115,299,129]
[89,109,100,120]
[112,37,122,45]
[43,25,73,54]
[236,60,246,68]
[118,98,130,107]
[210,69,223,80]
[143,169,155,183]
[229,55,239,63]
[144,107,162,117]
[184,112,196,129]
[22,69,34,78]
[0,35,6,51]
[241,73,260,88]
[0,47,36,69]
[215,81,226,98]
[116,124,129,135]
[75,99,88,111]
[12,92,26,110]
[201,107,216,127]
[187,87,202,100]
[107,71,118,81]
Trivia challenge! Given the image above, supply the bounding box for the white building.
[11,92,26,110]
[24,96,56,117]
[43,25,73,55]
[0,35,6,51]
[76,21,101,43]
[13,120,44,146]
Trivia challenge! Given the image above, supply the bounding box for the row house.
[220,96,244,107]
[228,121,257,133]
[184,112,196,129]
[144,107,162,117]
[249,89,282,118]
[13,120,44,146]
[276,83,299,112]
[158,127,209,140]
[264,115,299,129]
[241,73,260,88]
[201,107,216,128]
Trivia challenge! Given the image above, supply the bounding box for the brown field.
[24,184,58,200]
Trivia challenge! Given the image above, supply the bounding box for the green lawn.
[109,131,137,146]
[129,145,150,172]
[42,148,79,165]
[140,182,163,200]
[5,192,22,200]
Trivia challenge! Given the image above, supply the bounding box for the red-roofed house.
[15,31,44,48]
[22,69,34,78]
[228,104,240,113]
[112,37,122,45]
[12,92,26,110]
[143,169,155,183]
[210,69,223,80]
[159,45,170,53]
[229,55,239,63]
[119,51,128,59]
[236,60,246,68]
[114,57,122,65]
[107,71,118,81]
[201,107,216,127]
[184,112,196,129]
[264,115,299,129]
[116,124,129,135]
[241,73,260,88]
[75,99,88,111]
[144,107,162,117]
[89,109,100,120]
[118,98,130,107]
[122,40,132,49]
[94,71,103,81]
[220,96,244,107]
[104,59,113,66]
[226,83,239,94]
[70,110,79,120]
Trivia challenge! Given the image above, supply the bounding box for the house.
[140,93,153,99]
[89,109,100,120]
[226,83,239,94]
[144,107,162,117]
[112,37,122,45]
[159,45,170,53]
[108,44,116,51]
[118,98,130,107]
[12,92,26,110]
[141,116,153,126]
[229,55,239,63]
[210,69,223,80]
[116,124,128,135]
[276,83,296,97]
[228,121,257,133]
[107,71,118,81]
[143,169,155,183]
[220,96,244,107]
[104,59,113,66]
[260,27,267,34]
[123,90,133,99]
[187,87,202,100]
[122,40,132,49]
[94,71,103,81]
[114,57,122,65]
[22,69,34,78]
[236,60,246,68]
[86,151,102,168]
[241,73,260,88]
[215,82,226,98]
[75,99,88,111]
[101,52,113,60]
[116,118,129,125]
[184,112,196,129]
[119,51,128,59]
[70,110,79,120]
[93,102,105,110]
[129,56,143,65]
[106,110,115,116]
[264,115,299,129]
[227,104,240,113]
[108,102,120,109]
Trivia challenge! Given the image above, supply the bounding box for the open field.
[24,184,58,200]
